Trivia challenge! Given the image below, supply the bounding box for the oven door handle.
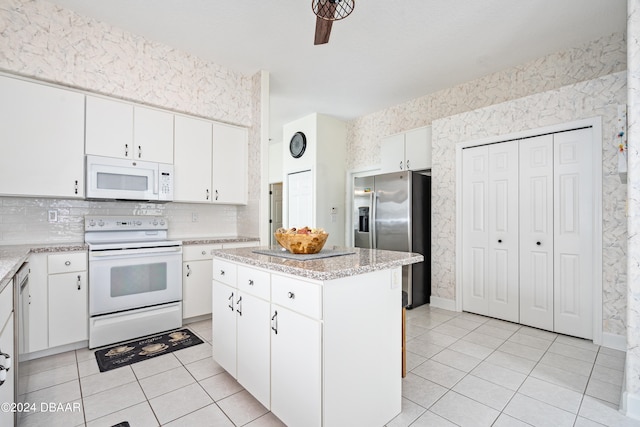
[89,246,182,258]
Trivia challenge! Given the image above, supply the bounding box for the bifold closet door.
[519,134,554,331]
[462,145,489,315]
[553,128,593,339]
[462,142,519,321]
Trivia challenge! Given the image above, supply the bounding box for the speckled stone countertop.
[0,243,88,294]
[212,246,424,281]
[179,236,260,246]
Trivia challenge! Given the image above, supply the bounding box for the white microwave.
[86,155,174,201]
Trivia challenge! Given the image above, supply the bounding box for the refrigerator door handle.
[371,191,377,249]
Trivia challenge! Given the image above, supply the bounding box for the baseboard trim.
[622,392,640,421]
[602,332,627,351]
[429,296,457,312]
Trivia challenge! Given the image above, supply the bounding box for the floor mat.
[94,328,204,372]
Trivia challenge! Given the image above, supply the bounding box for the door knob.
[536,241,541,246]
[498,239,502,243]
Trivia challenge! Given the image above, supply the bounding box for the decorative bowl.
[274,232,329,254]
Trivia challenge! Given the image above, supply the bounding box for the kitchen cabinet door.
[133,106,174,164]
[380,133,405,173]
[183,260,213,319]
[0,76,85,198]
[174,115,213,203]
[404,126,432,170]
[86,96,134,159]
[0,315,14,427]
[271,305,321,427]
[236,292,270,409]
[86,97,174,164]
[212,281,237,376]
[212,123,248,204]
[27,253,48,353]
[48,272,88,348]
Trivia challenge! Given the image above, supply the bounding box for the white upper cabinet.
[0,75,85,198]
[380,126,432,173]
[86,96,174,164]
[133,106,174,164]
[174,115,213,202]
[174,118,248,205]
[85,96,134,159]
[212,123,248,205]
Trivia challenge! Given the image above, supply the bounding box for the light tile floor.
[13,305,640,426]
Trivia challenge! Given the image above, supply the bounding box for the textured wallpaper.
[346,32,628,336]
[0,0,263,243]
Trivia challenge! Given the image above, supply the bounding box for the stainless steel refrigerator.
[353,171,431,308]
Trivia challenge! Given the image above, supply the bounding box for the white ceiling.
[48,0,627,144]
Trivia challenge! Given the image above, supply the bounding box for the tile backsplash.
[0,197,239,244]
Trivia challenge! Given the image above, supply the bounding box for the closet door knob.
[536,241,541,246]
[498,239,502,243]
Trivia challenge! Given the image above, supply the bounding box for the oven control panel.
[84,216,167,231]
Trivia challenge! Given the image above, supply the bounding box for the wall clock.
[289,131,307,158]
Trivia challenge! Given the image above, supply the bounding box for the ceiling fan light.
[312,0,355,21]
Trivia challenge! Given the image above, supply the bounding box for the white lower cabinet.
[236,292,271,408]
[0,281,15,427]
[212,281,237,374]
[270,306,321,427]
[48,272,87,348]
[212,258,401,427]
[183,244,222,319]
[26,251,88,353]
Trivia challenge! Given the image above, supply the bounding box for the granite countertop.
[212,246,424,281]
[179,236,260,245]
[0,243,88,294]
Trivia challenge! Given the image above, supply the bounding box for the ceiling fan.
[312,0,355,45]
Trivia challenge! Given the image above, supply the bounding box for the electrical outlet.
[192,212,198,222]
[48,210,58,222]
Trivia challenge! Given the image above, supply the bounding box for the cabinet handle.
[0,366,6,386]
[399,161,403,170]
[206,189,210,200]
[65,261,71,266]
[406,159,410,170]
[288,291,295,299]
[77,275,81,290]
[201,250,206,256]
[138,145,142,158]
[536,241,541,246]
[228,292,234,311]
[74,180,78,195]
[125,144,129,157]
[236,296,242,316]
[220,270,225,276]
[215,190,219,201]
[186,265,192,277]
[271,310,278,335]
[0,351,11,371]
[248,279,254,286]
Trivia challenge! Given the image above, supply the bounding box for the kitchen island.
[211,246,423,427]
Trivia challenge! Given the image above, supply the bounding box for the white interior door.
[519,135,554,331]
[287,170,313,228]
[462,146,489,315]
[487,142,519,322]
[553,129,593,339]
